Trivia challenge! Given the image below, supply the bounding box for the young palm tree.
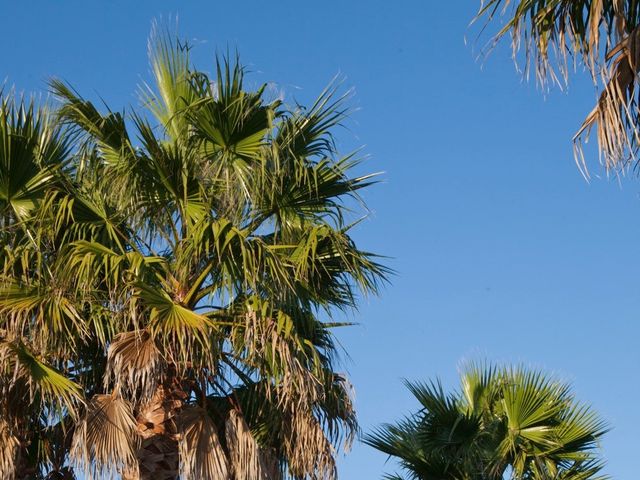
[0,26,387,479]
[365,363,608,480]
[475,1,640,174]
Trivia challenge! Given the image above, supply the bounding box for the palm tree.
[365,363,608,480]
[0,90,78,480]
[0,25,387,479]
[474,1,640,174]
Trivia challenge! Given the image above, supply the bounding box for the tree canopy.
[365,363,608,480]
[0,25,387,480]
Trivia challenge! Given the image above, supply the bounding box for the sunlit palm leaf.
[177,406,228,479]
[475,0,640,172]
[70,394,137,479]
[367,363,608,480]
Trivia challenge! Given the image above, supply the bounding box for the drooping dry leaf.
[105,329,163,404]
[70,394,138,479]
[240,311,322,410]
[0,421,18,480]
[284,409,336,480]
[575,24,640,175]
[178,405,229,480]
[225,409,268,480]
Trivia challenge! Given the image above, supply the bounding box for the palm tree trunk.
[123,375,187,480]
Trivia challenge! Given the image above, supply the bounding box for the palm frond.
[475,0,640,172]
[140,21,199,140]
[70,394,138,480]
[0,420,19,480]
[0,93,68,221]
[225,408,270,480]
[51,80,134,169]
[0,340,82,417]
[104,330,163,404]
[283,408,337,480]
[177,406,229,479]
[368,362,609,480]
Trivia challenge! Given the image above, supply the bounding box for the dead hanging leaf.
[283,409,336,480]
[105,329,163,404]
[239,311,322,410]
[0,421,19,480]
[225,409,269,480]
[70,394,138,480]
[574,25,640,175]
[475,1,640,172]
[178,406,229,479]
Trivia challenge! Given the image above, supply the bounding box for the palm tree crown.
[0,26,387,480]
[365,363,608,480]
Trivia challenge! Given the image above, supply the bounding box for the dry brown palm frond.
[283,409,336,480]
[177,406,229,480]
[105,329,164,404]
[70,394,138,480]
[318,373,358,452]
[0,420,19,480]
[225,409,269,480]
[239,310,322,410]
[575,24,640,175]
[475,0,640,173]
[477,0,602,88]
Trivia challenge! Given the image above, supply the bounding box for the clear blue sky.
[4,1,637,478]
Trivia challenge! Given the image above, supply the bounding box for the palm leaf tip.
[474,0,640,174]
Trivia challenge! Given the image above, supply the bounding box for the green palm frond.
[189,57,275,159]
[0,281,88,349]
[134,282,214,358]
[367,363,609,480]
[141,21,199,139]
[0,340,82,416]
[51,80,134,169]
[500,367,567,432]
[0,93,69,221]
[459,360,499,416]
[275,78,351,161]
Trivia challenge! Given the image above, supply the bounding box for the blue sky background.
[3,1,638,478]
